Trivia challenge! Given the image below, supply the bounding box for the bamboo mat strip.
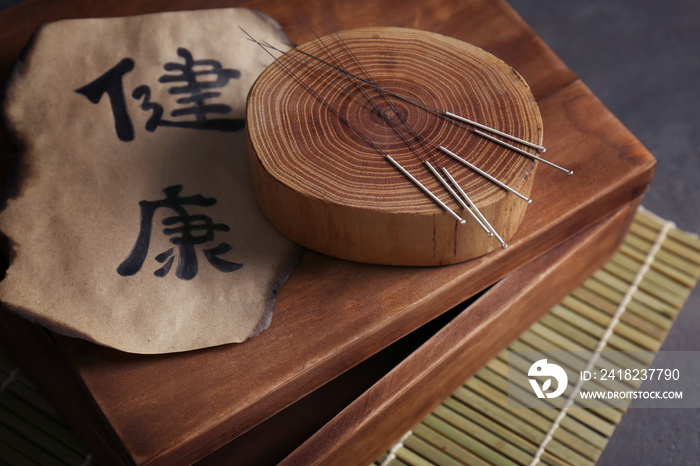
[0,351,95,465]
[529,214,674,465]
[376,208,700,466]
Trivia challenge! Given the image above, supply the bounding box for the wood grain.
[247,27,542,265]
[281,202,638,465]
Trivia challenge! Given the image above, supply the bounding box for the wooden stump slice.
[246,27,542,266]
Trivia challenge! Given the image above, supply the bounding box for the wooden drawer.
[200,203,640,465]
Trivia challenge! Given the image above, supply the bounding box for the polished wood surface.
[247,27,542,265]
[0,0,655,464]
[281,202,639,466]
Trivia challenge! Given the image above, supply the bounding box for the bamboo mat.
[375,208,700,466]
[0,208,699,465]
[0,354,95,465]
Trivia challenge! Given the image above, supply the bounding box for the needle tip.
[501,243,509,249]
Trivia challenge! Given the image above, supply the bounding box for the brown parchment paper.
[0,9,301,354]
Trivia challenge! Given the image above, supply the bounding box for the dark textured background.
[507,1,700,464]
[1,0,698,464]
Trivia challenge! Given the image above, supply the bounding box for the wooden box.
[0,0,655,464]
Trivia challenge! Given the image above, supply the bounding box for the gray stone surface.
[509,1,700,464]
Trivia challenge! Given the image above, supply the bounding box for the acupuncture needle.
[324,19,508,246]
[255,25,479,229]
[256,33,514,236]
[269,41,549,154]
[315,22,501,241]
[386,116,495,238]
[250,30,528,246]
[300,18,492,235]
[257,40,572,175]
[242,28,467,225]
[249,37,533,204]
[321,16,536,173]
[253,35,500,240]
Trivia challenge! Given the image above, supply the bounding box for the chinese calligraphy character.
[117,185,242,280]
[75,48,245,142]
[75,58,136,142]
[134,48,244,132]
